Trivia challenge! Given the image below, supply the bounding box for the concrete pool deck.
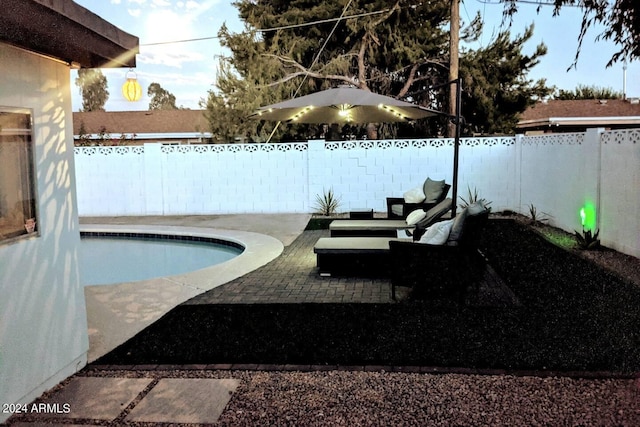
[80,214,311,362]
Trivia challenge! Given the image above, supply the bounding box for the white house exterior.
[0,1,138,422]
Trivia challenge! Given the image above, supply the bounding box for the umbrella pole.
[265,121,282,143]
[451,77,462,217]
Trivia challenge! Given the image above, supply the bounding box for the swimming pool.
[79,232,244,285]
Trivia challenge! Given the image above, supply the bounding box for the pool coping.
[81,224,284,362]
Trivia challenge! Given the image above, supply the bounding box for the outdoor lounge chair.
[314,203,489,301]
[313,235,408,277]
[386,178,451,219]
[389,209,489,301]
[329,198,453,237]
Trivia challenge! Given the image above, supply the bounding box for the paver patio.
[187,229,517,306]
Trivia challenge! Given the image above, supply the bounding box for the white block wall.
[518,131,594,232]
[599,130,640,256]
[75,131,640,258]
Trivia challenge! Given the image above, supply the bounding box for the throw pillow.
[423,178,445,203]
[403,187,426,203]
[447,207,468,244]
[405,209,427,226]
[467,200,488,216]
[418,219,455,245]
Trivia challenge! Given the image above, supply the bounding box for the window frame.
[0,106,39,244]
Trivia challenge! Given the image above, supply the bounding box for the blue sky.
[72,0,639,112]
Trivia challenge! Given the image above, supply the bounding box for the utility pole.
[448,0,460,138]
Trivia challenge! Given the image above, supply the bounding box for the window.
[0,107,37,241]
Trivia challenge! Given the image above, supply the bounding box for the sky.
[71,0,640,112]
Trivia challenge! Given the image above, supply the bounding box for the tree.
[75,69,109,112]
[205,0,452,141]
[459,25,552,134]
[201,26,296,142]
[555,84,622,100]
[502,0,640,66]
[204,0,551,139]
[147,83,178,110]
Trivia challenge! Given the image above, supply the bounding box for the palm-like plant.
[314,188,341,216]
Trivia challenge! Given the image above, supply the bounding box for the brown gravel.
[517,215,640,288]
[37,368,639,426]
[214,370,640,426]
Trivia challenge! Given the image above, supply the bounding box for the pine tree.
[460,26,552,135]
[203,0,552,139]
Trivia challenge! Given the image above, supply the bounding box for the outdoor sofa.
[329,198,453,237]
[389,208,489,300]
[386,178,451,219]
[314,202,490,300]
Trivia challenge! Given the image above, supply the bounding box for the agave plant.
[528,203,550,226]
[459,186,492,211]
[314,188,341,216]
[574,228,600,250]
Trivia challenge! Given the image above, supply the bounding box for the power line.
[141,8,390,47]
[265,0,355,142]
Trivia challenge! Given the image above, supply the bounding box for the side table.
[349,208,374,219]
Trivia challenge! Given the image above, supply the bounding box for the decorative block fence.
[74,128,640,258]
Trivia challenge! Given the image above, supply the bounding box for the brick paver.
[186,230,406,304]
[185,229,516,306]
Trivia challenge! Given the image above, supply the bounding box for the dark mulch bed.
[95,219,640,373]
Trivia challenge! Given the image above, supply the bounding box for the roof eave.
[0,0,139,68]
[518,116,640,128]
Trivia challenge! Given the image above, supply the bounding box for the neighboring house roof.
[1,0,138,68]
[517,99,640,132]
[73,110,211,140]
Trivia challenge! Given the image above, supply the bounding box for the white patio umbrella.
[250,86,439,124]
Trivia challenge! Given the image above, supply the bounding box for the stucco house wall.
[0,43,87,420]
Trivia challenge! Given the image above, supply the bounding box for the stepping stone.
[32,377,152,420]
[125,378,239,424]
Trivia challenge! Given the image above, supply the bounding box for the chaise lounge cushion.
[416,198,453,228]
[329,198,452,238]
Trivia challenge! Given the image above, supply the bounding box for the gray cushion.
[391,204,404,216]
[446,207,468,244]
[330,219,411,231]
[423,178,445,203]
[467,200,488,216]
[416,198,452,228]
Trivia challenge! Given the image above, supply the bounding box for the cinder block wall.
[74,131,640,258]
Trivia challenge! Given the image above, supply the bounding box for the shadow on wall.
[0,78,87,412]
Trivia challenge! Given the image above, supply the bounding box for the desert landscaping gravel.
[65,368,640,426]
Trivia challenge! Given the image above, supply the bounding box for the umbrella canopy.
[250,86,439,124]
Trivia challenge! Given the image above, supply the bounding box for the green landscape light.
[580,203,597,231]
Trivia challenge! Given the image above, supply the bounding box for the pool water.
[79,234,243,285]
